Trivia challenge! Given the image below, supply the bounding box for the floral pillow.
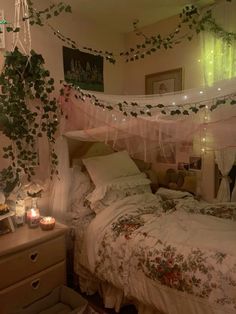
[87,173,151,214]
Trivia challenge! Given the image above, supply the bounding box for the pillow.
[87,173,151,214]
[156,187,193,200]
[82,150,140,186]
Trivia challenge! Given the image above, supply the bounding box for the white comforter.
[79,193,236,314]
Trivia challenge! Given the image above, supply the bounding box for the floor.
[81,291,138,314]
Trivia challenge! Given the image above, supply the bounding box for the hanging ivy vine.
[61,83,236,118]
[26,0,72,26]
[0,48,59,194]
[38,0,235,63]
[2,0,235,64]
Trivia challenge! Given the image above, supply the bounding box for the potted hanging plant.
[0,47,59,195]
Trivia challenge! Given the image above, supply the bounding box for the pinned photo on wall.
[63,46,104,92]
[156,144,176,164]
[189,156,202,171]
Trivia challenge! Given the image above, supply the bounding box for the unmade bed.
[61,149,236,314]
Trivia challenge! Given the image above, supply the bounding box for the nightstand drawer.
[0,261,66,313]
[0,235,65,289]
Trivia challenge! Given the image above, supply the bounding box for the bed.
[63,146,236,314]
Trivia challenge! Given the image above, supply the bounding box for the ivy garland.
[61,83,236,118]
[0,48,59,194]
[40,0,235,64]
[26,0,72,26]
[0,1,72,34]
[3,0,234,64]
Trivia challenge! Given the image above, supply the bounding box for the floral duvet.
[79,193,236,314]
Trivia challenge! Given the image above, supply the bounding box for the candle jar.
[40,216,55,231]
[27,208,40,228]
[15,200,25,226]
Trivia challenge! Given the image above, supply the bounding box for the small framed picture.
[145,68,182,95]
[178,162,189,171]
[189,156,202,171]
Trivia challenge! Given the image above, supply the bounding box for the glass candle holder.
[15,200,25,226]
[27,208,40,228]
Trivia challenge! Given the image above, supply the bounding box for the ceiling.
[67,0,215,33]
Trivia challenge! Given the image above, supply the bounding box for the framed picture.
[0,10,5,49]
[189,156,202,171]
[63,46,104,92]
[145,68,182,95]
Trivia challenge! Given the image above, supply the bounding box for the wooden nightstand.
[0,222,68,313]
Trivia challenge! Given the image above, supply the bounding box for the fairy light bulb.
[217,87,221,91]
[199,91,203,94]
[183,95,188,100]
[201,147,206,153]
[202,137,206,143]
[172,102,176,105]
[205,105,209,109]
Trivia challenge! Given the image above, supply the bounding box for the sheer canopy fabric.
[59,78,236,162]
[51,78,236,219]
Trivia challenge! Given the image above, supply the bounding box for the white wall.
[122,14,204,95]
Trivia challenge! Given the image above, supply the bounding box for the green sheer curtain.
[201,1,236,86]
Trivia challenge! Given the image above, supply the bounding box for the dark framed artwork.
[63,46,104,92]
[145,68,182,95]
[189,156,202,171]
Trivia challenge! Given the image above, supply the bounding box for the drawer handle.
[31,278,40,290]
[29,252,38,262]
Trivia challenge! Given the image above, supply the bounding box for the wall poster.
[63,46,104,92]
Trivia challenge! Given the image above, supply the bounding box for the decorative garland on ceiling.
[44,0,235,64]
[61,83,236,118]
[1,0,235,64]
[0,1,72,34]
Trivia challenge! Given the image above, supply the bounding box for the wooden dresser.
[0,222,68,313]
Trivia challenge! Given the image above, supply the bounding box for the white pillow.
[86,173,151,214]
[156,187,192,200]
[82,151,140,186]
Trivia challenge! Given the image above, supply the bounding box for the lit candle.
[39,216,55,231]
[27,208,40,228]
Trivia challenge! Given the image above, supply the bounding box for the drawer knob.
[30,252,38,262]
[31,278,40,290]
